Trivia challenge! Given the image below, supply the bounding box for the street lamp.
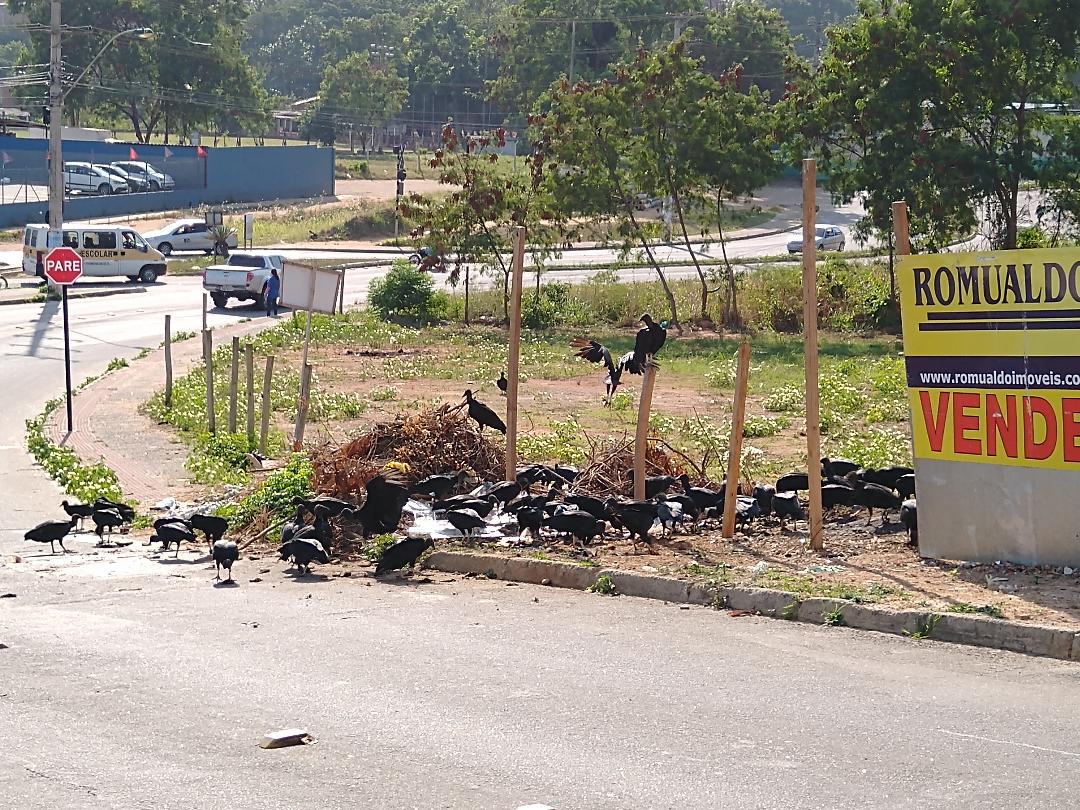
[48,21,155,238]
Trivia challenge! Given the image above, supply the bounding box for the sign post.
[44,245,83,432]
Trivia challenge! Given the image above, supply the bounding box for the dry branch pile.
[570,435,689,496]
[309,404,504,498]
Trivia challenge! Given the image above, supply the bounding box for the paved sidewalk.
[46,318,271,505]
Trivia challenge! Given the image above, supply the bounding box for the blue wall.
[0,138,334,227]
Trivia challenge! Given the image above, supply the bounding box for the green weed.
[588,573,617,595]
[947,602,1005,619]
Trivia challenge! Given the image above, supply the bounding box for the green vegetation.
[249,200,404,245]
[947,603,1005,620]
[216,454,313,529]
[753,570,905,604]
[822,607,845,626]
[25,397,123,504]
[904,614,942,641]
[363,533,398,562]
[588,574,617,595]
[367,261,444,321]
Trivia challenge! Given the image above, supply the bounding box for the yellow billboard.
[900,248,1080,471]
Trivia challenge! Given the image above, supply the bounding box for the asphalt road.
[2,549,1080,810]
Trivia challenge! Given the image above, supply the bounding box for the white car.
[142,218,237,256]
[787,225,845,253]
[110,160,175,191]
[62,161,128,195]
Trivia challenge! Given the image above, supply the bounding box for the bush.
[216,453,314,529]
[367,260,439,321]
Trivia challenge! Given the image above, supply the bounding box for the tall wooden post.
[722,341,752,538]
[802,158,823,550]
[260,355,275,455]
[164,314,173,411]
[632,364,658,500]
[228,336,240,433]
[294,362,313,450]
[892,200,911,256]
[245,343,255,447]
[504,226,526,482]
[202,329,215,434]
[201,292,208,333]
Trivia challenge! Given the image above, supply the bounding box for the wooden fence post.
[245,343,255,447]
[294,362,313,450]
[722,341,752,538]
[632,364,658,500]
[260,355,275,455]
[229,336,240,433]
[202,293,208,333]
[504,226,526,481]
[892,200,911,256]
[202,329,215,434]
[164,314,173,411]
[803,157,823,550]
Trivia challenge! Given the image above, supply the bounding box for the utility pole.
[568,20,576,83]
[48,0,62,240]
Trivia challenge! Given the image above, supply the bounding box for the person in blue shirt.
[264,267,280,317]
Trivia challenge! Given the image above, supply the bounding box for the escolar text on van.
[22,224,168,283]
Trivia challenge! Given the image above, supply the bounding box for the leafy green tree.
[304,52,408,149]
[789,0,1080,253]
[13,0,267,142]
[690,1,796,102]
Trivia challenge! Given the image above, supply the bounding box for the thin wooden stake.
[337,268,345,314]
[633,363,659,500]
[202,329,215,434]
[504,226,526,482]
[201,293,208,333]
[892,200,911,256]
[228,336,239,433]
[245,343,255,447]
[802,158,823,550]
[164,314,173,411]
[293,362,313,450]
[260,355,275,455]
[722,341,752,538]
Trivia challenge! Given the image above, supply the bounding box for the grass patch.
[247,199,407,245]
[947,602,1005,619]
[754,570,905,604]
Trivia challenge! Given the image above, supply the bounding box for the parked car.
[202,252,285,309]
[62,161,127,195]
[787,225,845,253]
[109,160,175,191]
[94,163,149,192]
[142,218,237,256]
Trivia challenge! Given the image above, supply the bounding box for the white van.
[22,224,168,283]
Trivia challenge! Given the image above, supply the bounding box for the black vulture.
[860,466,914,490]
[445,508,487,538]
[92,508,125,543]
[463,390,507,434]
[656,497,688,537]
[375,537,435,575]
[496,371,508,393]
[154,520,196,557]
[900,499,918,545]
[25,516,77,554]
[553,465,580,484]
[516,506,545,537]
[505,486,560,515]
[191,513,228,552]
[626,469,676,498]
[678,474,724,513]
[280,506,307,544]
[821,483,857,511]
[312,504,334,554]
[775,472,811,492]
[849,479,901,524]
[292,495,354,519]
[605,498,658,551]
[772,491,803,529]
[735,496,762,527]
[484,480,522,507]
[822,457,859,478]
[570,337,625,402]
[545,508,603,547]
[435,495,497,518]
[663,493,701,531]
[211,539,239,581]
[355,470,411,537]
[564,493,608,521]
[412,470,468,500]
[93,498,134,523]
[894,473,916,499]
[61,500,94,532]
[632,312,666,365]
[279,536,330,575]
[752,484,775,517]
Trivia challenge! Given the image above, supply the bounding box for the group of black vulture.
[571,312,667,401]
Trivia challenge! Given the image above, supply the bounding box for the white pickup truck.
[202,253,286,309]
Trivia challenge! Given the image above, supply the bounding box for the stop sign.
[44,246,83,286]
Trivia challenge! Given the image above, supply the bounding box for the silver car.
[141,218,237,256]
[787,225,846,253]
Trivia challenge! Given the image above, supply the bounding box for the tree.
[305,52,408,149]
[691,1,796,102]
[402,125,556,323]
[788,0,1080,253]
[13,0,267,142]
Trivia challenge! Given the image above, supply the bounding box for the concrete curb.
[0,285,147,306]
[423,551,1080,662]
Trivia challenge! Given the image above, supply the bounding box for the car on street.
[142,218,237,256]
[62,161,128,195]
[94,163,150,192]
[787,225,846,253]
[203,252,286,308]
[110,160,175,191]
